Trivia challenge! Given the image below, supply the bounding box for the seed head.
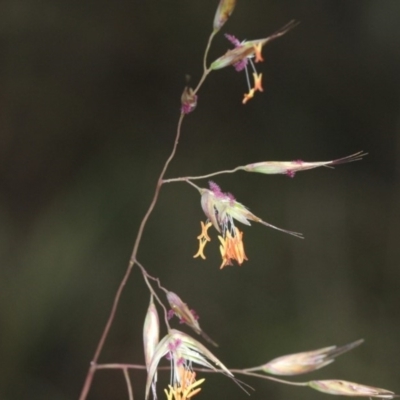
[309,380,396,398]
[213,0,236,31]
[261,339,363,376]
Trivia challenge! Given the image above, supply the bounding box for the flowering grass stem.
[77,2,395,398]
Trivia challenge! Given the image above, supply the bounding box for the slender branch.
[193,68,211,95]
[78,113,185,400]
[136,259,169,295]
[241,365,266,372]
[184,179,202,192]
[229,369,308,387]
[96,363,147,370]
[79,32,215,397]
[130,111,186,267]
[203,30,217,72]
[163,166,243,184]
[193,29,215,96]
[96,363,308,387]
[123,368,134,400]
[135,259,171,329]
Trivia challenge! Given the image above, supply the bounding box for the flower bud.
[242,152,366,178]
[309,380,395,398]
[143,296,159,370]
[167,291,201,335]
[261,340,363,376]
[181,86,197,114]
[167,291,218,347]
[213,0,236,31]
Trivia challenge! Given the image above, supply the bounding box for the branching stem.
[78,36,216,399]
[163,166,244,184]
[135,259,171,329]
[78,112,186,400]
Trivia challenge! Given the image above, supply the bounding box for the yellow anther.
[253,72,264,92]
[194,221,213,259]
[193,239,208,259]
[218,228,248,269]
[242,88,255,104]
[197,221,212,241]
[253,42,264,62]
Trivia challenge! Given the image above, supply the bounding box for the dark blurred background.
[1,0,399,399]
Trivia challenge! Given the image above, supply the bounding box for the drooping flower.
[210,20,298,103]
[145,330,233,400]
[194,181,302,269]
[167,292,218,347]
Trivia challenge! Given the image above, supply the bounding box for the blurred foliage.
[0,1,399,399]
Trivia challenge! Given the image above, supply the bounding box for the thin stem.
[229,369,308,387]
[193,68,211,95]
[135,259,171,329]
[79,35,215,397]
[131,111,186,265]
[240,365,265,372]
[123,368,134,400]
[244,62,252,90]
[163,166,243,184]
[184,179,202,192]
[136,259,169,295]
[78,113,185,400]
[79,22,216,398]
[96,363,147,370]
[96,363,309,387]
[203,30,217,71]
